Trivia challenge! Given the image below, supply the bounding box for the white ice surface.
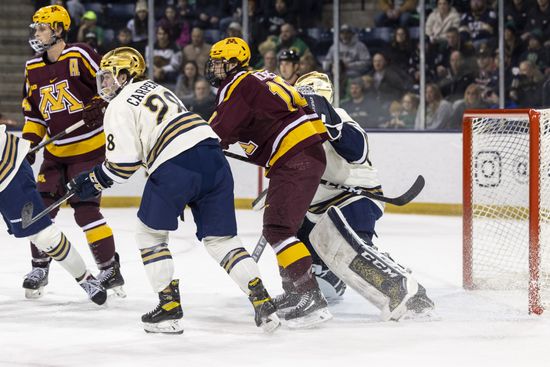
[0,209,549,367]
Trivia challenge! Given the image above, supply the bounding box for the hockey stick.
[319,176,425,206]
[29,120,85,154]
[223,151,250,163]
[227,150,425,206]
[251,235,269,262]
[21,190,75,229]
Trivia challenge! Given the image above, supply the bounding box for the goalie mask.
[29,5,71,53]
[206,37,251,87]
[97,47,146,102]
[295,71,334,104]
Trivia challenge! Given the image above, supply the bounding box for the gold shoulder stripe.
[58,52,96,77]
[223,71,252,103]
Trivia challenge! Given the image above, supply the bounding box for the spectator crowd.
[28,0,550,130]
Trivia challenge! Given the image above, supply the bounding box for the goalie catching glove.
[68,165,113,200]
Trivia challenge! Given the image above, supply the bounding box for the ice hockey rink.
[0,208,548,367]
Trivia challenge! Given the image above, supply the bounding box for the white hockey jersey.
[0,125,31,192]
[308,108,384,217]
[99,80,219,183]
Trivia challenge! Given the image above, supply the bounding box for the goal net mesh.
[469,112,550,306]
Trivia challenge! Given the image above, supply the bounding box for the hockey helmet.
[294,71,334,104]
[278,49,300,64]
[206,37,250,87]
[97,47,146,101]
[29,5,71,53]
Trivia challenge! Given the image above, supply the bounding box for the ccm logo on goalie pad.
[356,251,400,279]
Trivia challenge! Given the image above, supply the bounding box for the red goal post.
[463,109,547,315]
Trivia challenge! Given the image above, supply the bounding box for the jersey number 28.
[144,90,187,125]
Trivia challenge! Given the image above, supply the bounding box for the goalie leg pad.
[28,225,87,279]
[309,207,418,321]
[203,236,260,294]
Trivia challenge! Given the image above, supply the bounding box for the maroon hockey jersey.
[209,70,327,176]
[22,43,105,163]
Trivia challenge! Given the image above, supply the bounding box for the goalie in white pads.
[67,47,280,334]
[0,125,107,304]
[288,72,434,321]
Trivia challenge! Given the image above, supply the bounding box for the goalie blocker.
[310,206,430,321]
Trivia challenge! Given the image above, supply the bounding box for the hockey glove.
[82,96,108,129]
[26,151,36,165]
[68,165,113,200]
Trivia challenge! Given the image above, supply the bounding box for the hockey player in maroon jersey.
[206,37,332,328]
[21,5,124,298]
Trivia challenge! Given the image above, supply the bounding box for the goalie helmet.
[294,71,334,104]
[29,5,71,53]
[206,37,251,87]
[97,47,146,102]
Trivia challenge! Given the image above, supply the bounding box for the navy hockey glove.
[68,165,113,200]
[82,96,108,129]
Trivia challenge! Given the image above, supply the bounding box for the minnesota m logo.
[39,80,83,120]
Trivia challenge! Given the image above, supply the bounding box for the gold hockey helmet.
[294,72,334,104]
[97,47,146,101]
[209,37,251,66]
[29,5,71,53]
[206,37,251,87]
[32,5,71,31]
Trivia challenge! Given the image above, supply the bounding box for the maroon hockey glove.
[83,96,108,129]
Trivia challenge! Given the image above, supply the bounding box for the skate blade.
[398,308,438,322]
[143,319,184,335]
[108,286,127,298]
[260,314,281,333]
[275,307,292,318]
[24,287,45,299]
[284,307,333,329]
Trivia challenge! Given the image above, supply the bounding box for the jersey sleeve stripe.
[24,116,47,127]
[0,134,18,183]
[268,118,327,168]
[63,46,100,71]
[103,161,142,181]
[22,120,47,139]
[53,126,104,146]
[146,113,207,167]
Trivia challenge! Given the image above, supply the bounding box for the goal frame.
[462,109,543,315]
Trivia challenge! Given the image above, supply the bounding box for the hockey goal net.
[463,109,550,315]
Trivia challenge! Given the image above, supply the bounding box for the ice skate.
[282,289,333,329]
[248,278,280,333]
[273,291,301,318]
[97,252,126,298]
[22,266,49,299]
[142,279,183,335]
[79,272,107,305]
[395,285,435,321]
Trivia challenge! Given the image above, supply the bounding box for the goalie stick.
[224,151,425,207]
[29,120,85,154]
[21,190,76,229]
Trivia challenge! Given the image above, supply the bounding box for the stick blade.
[21,202,34,229]
[390,175,425,206]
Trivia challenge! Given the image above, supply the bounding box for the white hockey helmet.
[294,71,334,104]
